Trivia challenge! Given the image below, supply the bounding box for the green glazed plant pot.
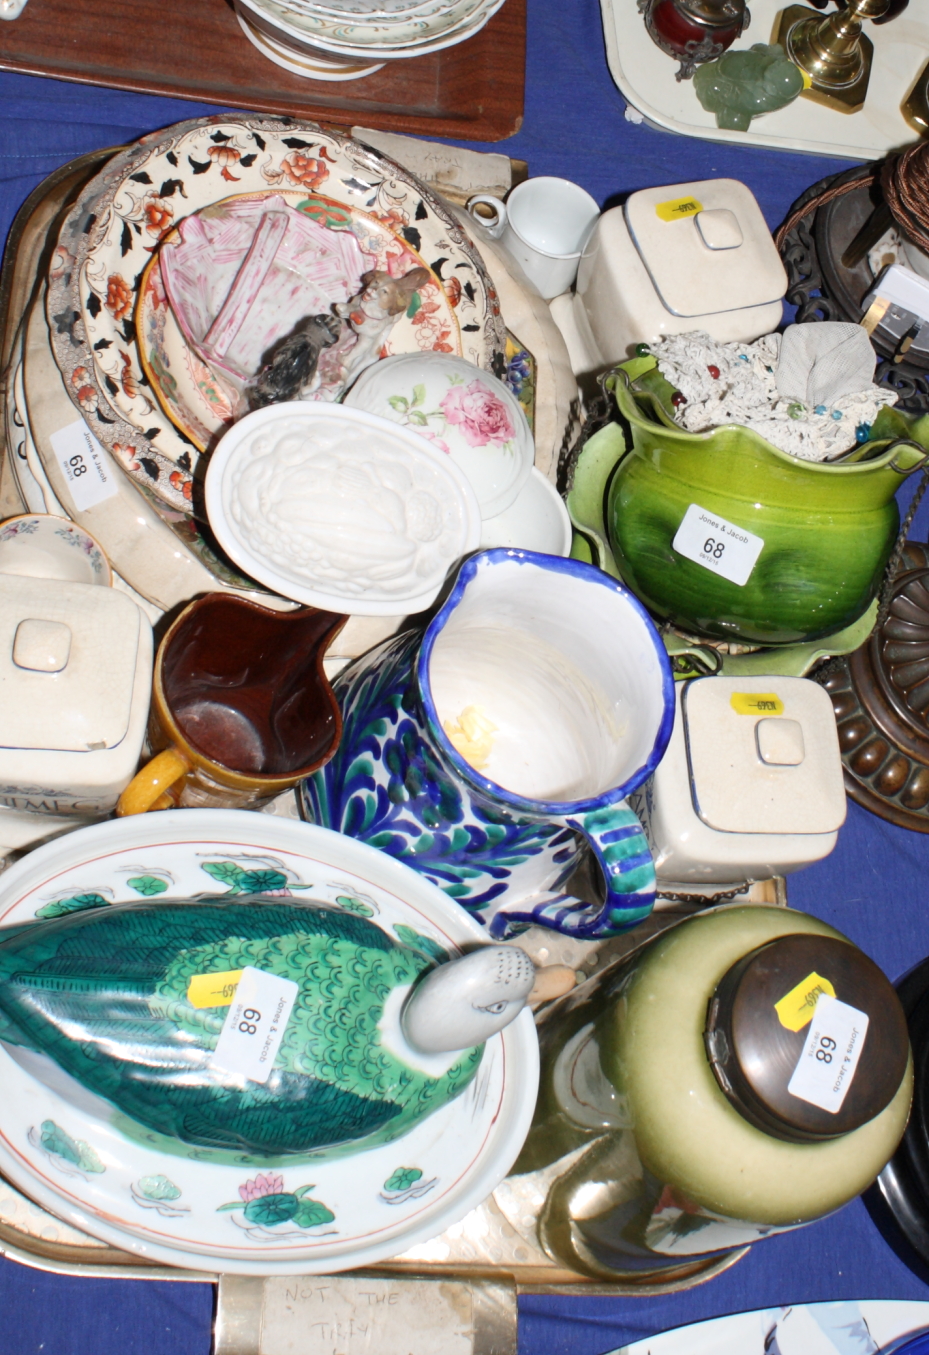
[606,362,929,646]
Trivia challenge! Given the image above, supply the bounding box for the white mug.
[467,176,600,301]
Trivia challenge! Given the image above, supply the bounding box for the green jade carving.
[694,43,804,130]
[0,898,482,1159]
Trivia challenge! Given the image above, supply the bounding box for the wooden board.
[0,0,524,142]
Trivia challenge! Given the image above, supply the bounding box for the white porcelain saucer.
[235,7,386,78]
[480,467,572,555]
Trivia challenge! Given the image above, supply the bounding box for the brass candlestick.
[775,0,892,112]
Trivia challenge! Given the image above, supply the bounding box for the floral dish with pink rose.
[344,351,534,518]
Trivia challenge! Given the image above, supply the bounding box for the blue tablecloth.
[2,2,928,1347]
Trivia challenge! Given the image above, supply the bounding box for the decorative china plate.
[0,811,537,1274]
[136,188,474,454]
[242,0,502,50]
[47,117,504,514]
[608,1301,929,1355]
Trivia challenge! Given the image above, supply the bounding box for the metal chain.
[876,455,929,629]
[559,378,615,495]
[656,883,750,905]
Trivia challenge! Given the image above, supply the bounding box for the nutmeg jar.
[511,905,911,1281]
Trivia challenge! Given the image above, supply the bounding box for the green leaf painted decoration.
[411,384,426,408]
[406,291,422,319]
[293,1198,336,1228]
[238,869,288,894]
[218,1175,335,1231]
[39,1119,104,1174]
[388,395,409,412]
[200,862,289,895]
[127,876,169,896]
[335,894,374,917]
[138,1174,181,1201]
[244,1192,299,1226]
[35,894,108,920]
[201,861,247,890]
[384,1167,422,1193]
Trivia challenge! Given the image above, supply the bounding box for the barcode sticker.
[48,419,118,511]
[787,993,869,1114]
[210,965,298,1084]
[672,503,764,587]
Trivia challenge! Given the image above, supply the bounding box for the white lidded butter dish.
[0,574,153,817]
[628,674,846,886]
[560,178,787,377]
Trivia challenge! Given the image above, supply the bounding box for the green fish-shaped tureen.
[0,898,536,1158]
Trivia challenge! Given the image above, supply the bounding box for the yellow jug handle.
[116,747,192,817]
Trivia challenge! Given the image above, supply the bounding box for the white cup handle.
[466,194,507,240]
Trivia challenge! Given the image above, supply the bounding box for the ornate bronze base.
[820,543,929,833]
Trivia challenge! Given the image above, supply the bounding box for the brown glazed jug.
[117,593,345,813]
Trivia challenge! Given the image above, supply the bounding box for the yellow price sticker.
[774,971,836,1032]
[186,969,244,1009]
[730,692,784,716]
[655,196,703,222]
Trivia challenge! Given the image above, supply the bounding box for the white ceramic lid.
[682,675,846,836]
[344,353,534,518]
[624,179,787,319]
[0,577,141,753]
[205,402,481,616]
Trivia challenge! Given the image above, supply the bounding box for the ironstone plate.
[46,116,505,515]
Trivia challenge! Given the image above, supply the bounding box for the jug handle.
[888,438,929,475]
[501,801,655,939]
[116,747,192,816]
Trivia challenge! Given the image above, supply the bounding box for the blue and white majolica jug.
[301,550,674,938]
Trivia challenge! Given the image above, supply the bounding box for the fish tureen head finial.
[401,946,536,1054]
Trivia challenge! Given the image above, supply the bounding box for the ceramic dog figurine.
[336,267,432,387]
[247,313,343,409]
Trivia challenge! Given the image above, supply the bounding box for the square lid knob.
[683,676,846,835]
[623,179,787,318]
[756,717,805,766]
[696,208,743,251]
[13,618,71,673]
[0,576,142,751]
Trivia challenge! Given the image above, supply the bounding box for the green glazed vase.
[606,361,929,645]
[512,906,911,1281]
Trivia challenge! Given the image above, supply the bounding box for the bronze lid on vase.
[705,933,909,1143]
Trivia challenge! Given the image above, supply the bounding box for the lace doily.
[652,331,897,462]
